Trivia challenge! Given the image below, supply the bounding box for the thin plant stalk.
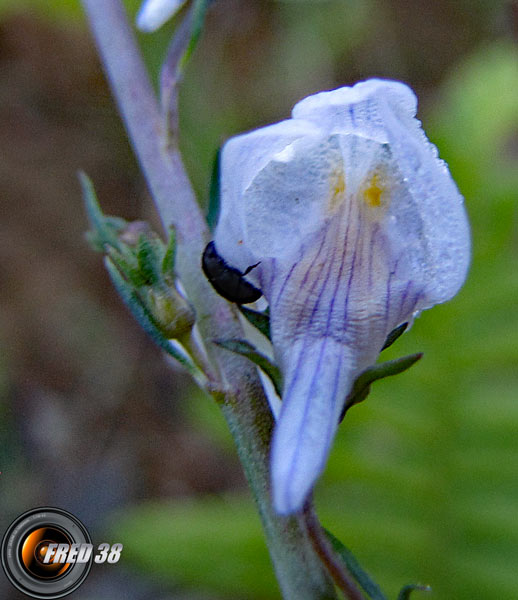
[303,500,365,600]
[80,1,338,597]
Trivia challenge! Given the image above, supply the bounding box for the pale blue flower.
[136,0,186,32]
[213,79,470,515]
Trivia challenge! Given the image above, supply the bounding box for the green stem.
[220,396,337,600]
[80,1,336,597]
[303,501,366,600]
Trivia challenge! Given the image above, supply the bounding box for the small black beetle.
[202,241,262,304]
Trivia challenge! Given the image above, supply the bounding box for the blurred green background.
[0,1,517,599]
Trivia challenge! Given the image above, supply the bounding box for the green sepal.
[397,584,432,600]
[206,148,221,231]
[105,246,146,288]
[80,171,126,251]
[325,529,388,600]
[162,227,177,277]
[104,256,200,379]
[238,306,271,340]
[136,234,162,286]
[214,339,282,397]
[342,353,423,420]
[381,322,408,351]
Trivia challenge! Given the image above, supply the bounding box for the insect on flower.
[202,241,262,304]
[209,79,471,514]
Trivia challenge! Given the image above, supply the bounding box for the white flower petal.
[215,118,320,272]
[376,98,470,304]
[240,134,343,258]
[136,0,186,33]
[272,337,353,515]
[290,79,470,304]
[292,79,417,142]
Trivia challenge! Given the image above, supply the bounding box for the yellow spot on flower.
[333,171,345,197]
[363,173,384,207]
[328,168,346,212]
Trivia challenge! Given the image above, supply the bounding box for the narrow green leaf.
[214,339,282,396]
[325,529,388,600]
[80,171,124,251]
[162,227,177,276]
[356,353,423,390]
[397,584,432,600]
[206,148,221,231]
[346,353,423,408]
[341,353,423,422]
[238,306,271,340]
[106,246,145,288]
[104,257,200,378]
[381,322,408,351]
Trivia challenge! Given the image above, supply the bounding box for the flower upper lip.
[212,78,470,514]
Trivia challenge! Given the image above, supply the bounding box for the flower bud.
[146,287,195,339]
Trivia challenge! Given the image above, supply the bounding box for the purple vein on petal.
[269,258,277,293]
[343,205,362,322]
[320,342,346,456]
[273,260,296,309]
[275,221,336,401]
[281,336,329,511]
[277,214,343,430]
[383,257,401,333]
[273,221,327,311]
[398,280,412,321]
[286,224,331,332]
[326,195,357,331]
[349,105,356,127]
[277,199,357,510]
[367,223,379,291]
[401,289,423,323]
[278,336,347,513]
